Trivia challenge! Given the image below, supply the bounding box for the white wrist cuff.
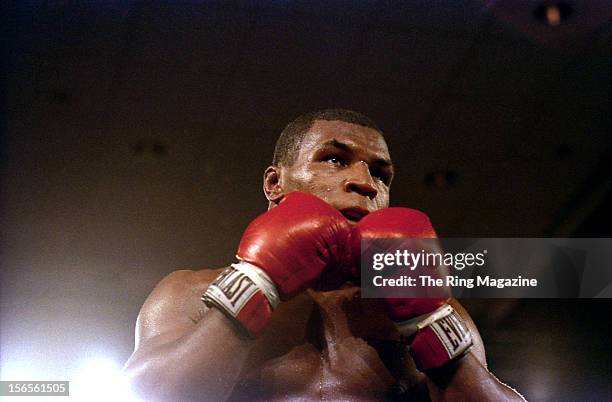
[394,304,454,338]
[231,261,280,309]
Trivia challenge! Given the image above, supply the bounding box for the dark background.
[1,1,611,400]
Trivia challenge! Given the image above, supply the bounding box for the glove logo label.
[430,311,472,357]
[206,267,258,316]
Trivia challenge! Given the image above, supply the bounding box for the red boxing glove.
[357,208,473,371]
[202,192,353,337]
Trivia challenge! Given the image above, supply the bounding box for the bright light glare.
[72,357,141,402]
[0,362,44,381]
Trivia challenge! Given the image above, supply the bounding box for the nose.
[344,161,378,199]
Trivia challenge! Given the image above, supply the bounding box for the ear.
[263,166,284,204]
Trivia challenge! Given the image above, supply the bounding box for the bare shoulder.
[144,268,223,311]
[154,268,222,294]
[134,267,225,349]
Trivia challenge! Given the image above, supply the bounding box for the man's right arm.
[124,192,355,401]
[124,269,254,402]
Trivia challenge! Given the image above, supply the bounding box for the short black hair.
[272,108,383,167]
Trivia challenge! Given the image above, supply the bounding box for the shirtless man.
[124,109,525,401]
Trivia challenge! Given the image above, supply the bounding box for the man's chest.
[230,287,424,401]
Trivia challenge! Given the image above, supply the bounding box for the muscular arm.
[124,193,354,401]
[422,299,526,402]
[123,269,253,401]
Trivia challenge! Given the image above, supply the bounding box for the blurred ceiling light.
[546,4,562,25]
[534,2,574,26]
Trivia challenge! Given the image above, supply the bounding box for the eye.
[322,155,346,166]
[370,167,391,185]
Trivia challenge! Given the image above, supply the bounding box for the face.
[266,119,394,222]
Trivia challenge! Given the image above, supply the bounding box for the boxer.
[124,109,525,401]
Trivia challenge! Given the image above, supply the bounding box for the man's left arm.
[356,208,525,401]
[420,299,525,402]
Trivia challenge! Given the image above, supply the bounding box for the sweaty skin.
[124,120,525,401]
